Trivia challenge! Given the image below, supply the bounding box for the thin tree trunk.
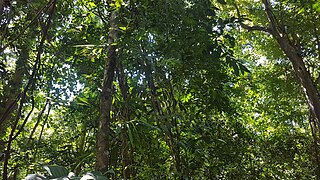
[32,102,51,166]
[29,99,50,141]
[95,9,118,173]
[117,61,132,179]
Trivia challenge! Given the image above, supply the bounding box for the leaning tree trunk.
[239,0,320,126]
[260,0,320,175]
[277,41,320,125]
[238,0,320,176]
[95,9,118,173]
[261,0,320,128]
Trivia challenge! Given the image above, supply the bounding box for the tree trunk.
[117,61,132,179]
[238,0,320,176]
[259,0,320,175]
[0,44,28,156]
[281,46,320,126]
[95,9,118,173]
[261,0,320,128]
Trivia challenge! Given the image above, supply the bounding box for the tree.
[1,0,318,179]
[232,0,320,176]
[95,1,119,174]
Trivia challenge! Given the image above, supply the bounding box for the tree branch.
[240,22,271,33]
[233,2,271,33]
[261,0,283,38]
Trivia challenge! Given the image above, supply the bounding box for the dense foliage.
[1,0,320,179]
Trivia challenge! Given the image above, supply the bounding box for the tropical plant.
[24,165,108,180]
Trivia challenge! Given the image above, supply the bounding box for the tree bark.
[95,9,118,173]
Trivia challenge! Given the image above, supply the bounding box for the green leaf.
[217,138,227,144]
[77,97,90,106]
[127,123,134,146]
[44,165,69,178]
[231,61,239,76]
[139,121,161,132]
[217,0,227,5]
[297,8,305,14]
[225,34,235,47]
[88,2,96,8]
[119,26,127,31]
[239,63,250,74]
[106,169,115,176]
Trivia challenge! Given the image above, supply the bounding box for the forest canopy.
[1,0,320,179]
